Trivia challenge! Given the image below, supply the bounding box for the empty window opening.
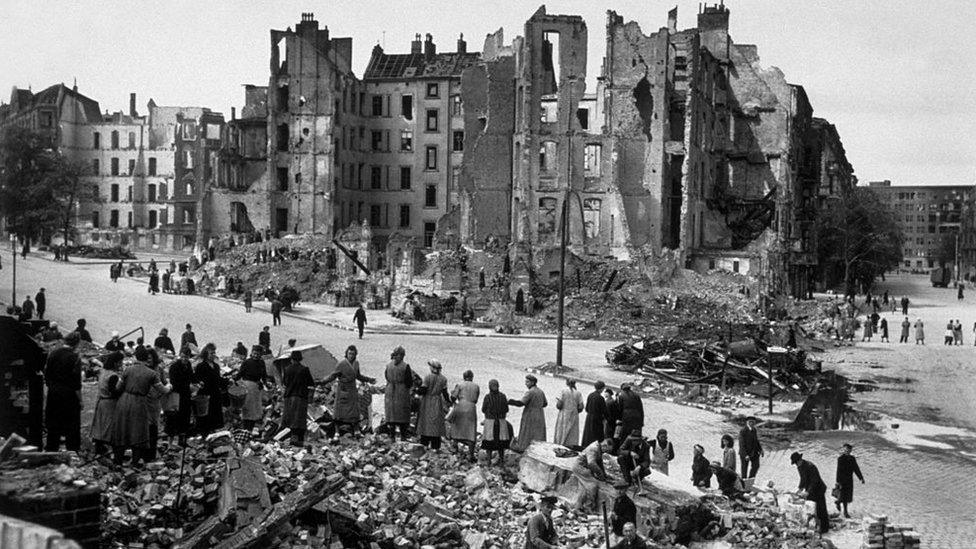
[370,204,382,226]
[538,197,557,235]
[576,108,589,130]
[425,146,438,170]
[371,166,382,189]
[148,157,157,176]
[583,144,602,177]
[423,222,436,247]
[400,130,413,151]
[425,184,437,208]
[372,95,384,117]
[111,158,120,176]
[401,95,413,119]
[111,131,119,150]
[539,141,556,173]
[276,167,288,191]
[93,132,101,149]
[400,204,411,228]
[633,77,654,141]
[452,130,464,152]
[128,132,136,149]
[278,85,289,111]
[400,166,412,189]
[148,210,157,228]
[277,124,289,151]
[426,109,439,132]
[583,198,601,239]
[542,32,560,95]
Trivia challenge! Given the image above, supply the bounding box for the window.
[277,124,289,151]
[148,210,157,228]
[400,166,412,190]
[423,222,436,247]
[371,131,384,151]
[576,108,589,130]
[400,130,413,151]
[732,261,740,273]
[109,210,119,228]
[401,95,413,119]
[425,146,437,170]
[93,132,101,149]
[148,184,157,202]
[111,158,119,176]
[127,186,133,201]
[452,130,464,152]
[277,167,288,191]
[91,159,99,175]
[538,197,557,234]
[183,209,193,224]
[426,109,439,132]
[400,204,411,228]
[583,198,601,239]
[184,150,194,168]
[159,183,167,200]
[425,184,437,208]
[584,144,602,177]
[39,111,53,128]
[111,184,119,202]
[451,95,462,116]
[128,132,136,149]
[111,131,119,150]
[148,157,157,176]
[539,141,556,172]
[426,83,439,98]
[372,95,384,116]
[370,204,382,226]
[181,121,197,140]
[128,159,135,175]
[371,166,382,189]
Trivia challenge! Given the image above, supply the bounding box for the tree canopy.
[816,186,904,292]
[0,126,93,243]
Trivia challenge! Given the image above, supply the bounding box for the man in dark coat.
[835,443,865,518]
[610,483,636,537]
[21,296,34,320]
[353,304,367,339]
[611,523,648,549]
[282,351,315,446]
[148,270,159,294]
[617,429,652,485]
[604,388,622,452]
[180,324,197,350]
[581,381,607,448]
[44,332,83,451]
[258,326,271,352]
[525,496,559,549]
[73,319,92,342]
[792,452,830,533]
[738,416,764,479]
[617,383,644,445]
[710,461,747,500]
[271,298,283,326]
[35,288,46,319]
[154,328,175,354]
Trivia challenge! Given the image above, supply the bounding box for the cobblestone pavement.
[3,260,975,547]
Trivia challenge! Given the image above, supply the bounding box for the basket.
[228,384,248,408]
[192,394,210,417]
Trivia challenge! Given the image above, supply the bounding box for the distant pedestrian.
[194,345,225,434]
[90,353,121,455]
[834,443,865,519]
[610,483,637,537]
[914,319,925,345]
[738,416,763,479]
[45,332,83,452]
[617,429,652,485]
[164,347,194,443]
[148,270,159,294]
[112,347,171,465]
[415,360,450,450]
[581,381,607,448]
[21,296,34,320]
[882,290,889,305]
[879,318,889,342]
[901,296,909,316]
[617,383,644,444]
[243,289,253,313]
[553,378,583,448]
[649,428,675,475]
[791,452,830,534]
[509,374,548,452]
[959,283,965,300]
[258,326,271,352]
[861,319,872,342]
[953,319,963,345]
[900,317,910,343]
[353,304,367,339]
[35,288,46,319]
[271,298,283,326]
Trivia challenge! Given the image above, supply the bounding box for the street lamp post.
[556,191,569,367]
[9,234,16,306]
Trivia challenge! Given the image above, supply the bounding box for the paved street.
[4,259,976,546]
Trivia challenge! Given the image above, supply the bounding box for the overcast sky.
[2,1,973,186]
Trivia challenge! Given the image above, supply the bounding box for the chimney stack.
[411,33,422,54]
[231,107,236,120]
[424,33,436,59]
[129,93,137,117]
[457,33,467,54]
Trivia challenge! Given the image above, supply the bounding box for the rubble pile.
[860,515,921,549]
[719,494,837,549]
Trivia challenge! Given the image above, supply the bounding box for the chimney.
[411,33,422,54]
[667,7,678,32]
[457,33,467,54]
[231,106,236,120]
[129,93,137,117]
[424,33,436,59]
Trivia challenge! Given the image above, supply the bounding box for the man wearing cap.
[835,443,865,518]
[238,346,269,430]
[610,483,637,537]
[617,429,652,486]
[738,416,764,479]
[322,345,376,435]
[105,331,125,352]
[44,332,83,452]
[353,304,367,339]
[35,288,45,320]
[617,383,644,446]
[509,374,548,452]
[525,495,561,549]
[383,346,414,441]
[578,438,613,481]
[282,350,315,446]
[610,522,648,549]
[416,359,450,449]
[792,452,829,533]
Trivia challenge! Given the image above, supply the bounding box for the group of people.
[10,288,46,322]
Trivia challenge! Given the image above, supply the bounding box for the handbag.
[830,484,842,500]
[162,391,181,413]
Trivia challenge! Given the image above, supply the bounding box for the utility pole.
[955,232,960,283]
[10,234,17,306]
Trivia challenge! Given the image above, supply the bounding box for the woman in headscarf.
[481,379,512,465]
[416,360,450,449]
[90,351,123,456]
[323,345,376,436]
[449,370,480,461]
[383,346,413,440]
[236,345,269,430]
[112,347,171,466]
[164,346,195,444]
[508,374,547,452]
[553,378,584,448]
[194,344,225,434]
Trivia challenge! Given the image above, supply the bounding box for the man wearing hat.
[509,374,548,452]
[237,345,270,430]
[610,482,637,537]
[791,452,830,533]
[835,443,865,518]
[617,428,652,486]
[282,350,315,446]
[525,495,560,549]
[44,332,83,452]
[35,288,45,320]
[738,416,764,479]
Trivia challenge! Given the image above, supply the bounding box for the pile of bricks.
[0,465,101,548]
[861,515,921,549]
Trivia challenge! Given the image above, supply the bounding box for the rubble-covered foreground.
[0,429,848,549]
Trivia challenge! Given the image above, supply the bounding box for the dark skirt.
[164,391,193,436]
[282,396,308,430]
[837,481,855,503]
[481,418,513,450]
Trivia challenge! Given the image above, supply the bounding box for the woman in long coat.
[509,374,547,452]
[237,345,268,430]
[914,319,925,344]
[112,349,170,465]
[323,345,375,435]
[481,379,511,465]
[282,351,315,446]
[834,443,865,518]
[581,381,607,448]
[553,379,584,448]
[194,345,225,434]
[416,360,450,449]
[383,346,413,440]
[449,370,480,460]
[90,352,123,455]
[164,347,194,442]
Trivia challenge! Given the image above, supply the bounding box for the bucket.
[228,384,247,408]
[192,394,210,417]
